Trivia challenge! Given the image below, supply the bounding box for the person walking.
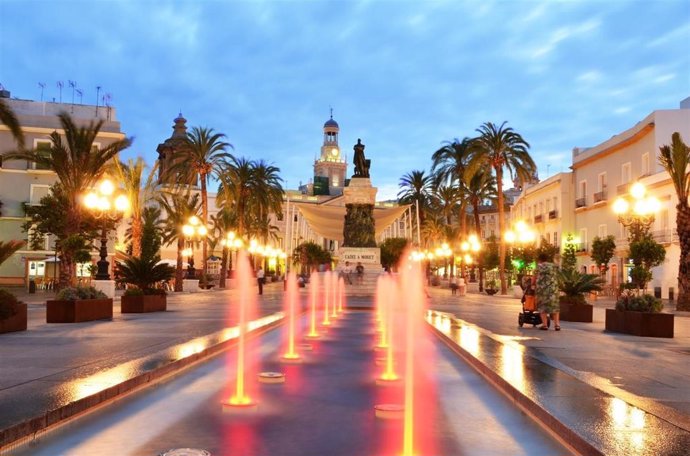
[534,252,560,330]
[257,266,265,295]
[449,275,458,295]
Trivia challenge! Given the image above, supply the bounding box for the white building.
[570,99,690,297]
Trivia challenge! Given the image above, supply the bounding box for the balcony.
[617,182,631,195]
[593,190,607,203]
[575,242,587,253]
[548,210,558,219]
[652,229,678,244]
[575,197,587,208]
[534,214,543,223]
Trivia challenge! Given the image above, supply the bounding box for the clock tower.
[313,110,347,195]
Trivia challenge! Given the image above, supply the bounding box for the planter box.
[0,303,27,333]
[47,299,113,323]
[559,300,593,323]
[121,294,167,313]
[605,309,674,338]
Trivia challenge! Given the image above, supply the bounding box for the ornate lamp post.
[182,216,208,279]
[505,220,537,286]
[613,182,660,240]
[83,179,129,280]
[434,243,452,278]
[220,231,244,276]
[460,234,481,282]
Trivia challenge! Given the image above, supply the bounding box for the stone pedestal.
[183,279,200,293]
[93,280,115,298]
[343,178,377,205]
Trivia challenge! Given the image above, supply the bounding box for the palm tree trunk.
[220,246,228,288]
[175,237,184,292]
[201,176,208,289]
[131,216,142,258]
[496,168,507,295]
[677,204,690,310]
[459,201,467,238]
[473,200,484,292]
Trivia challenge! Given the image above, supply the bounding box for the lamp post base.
[93,280,115,298]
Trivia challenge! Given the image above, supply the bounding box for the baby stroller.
[518,275,550,328]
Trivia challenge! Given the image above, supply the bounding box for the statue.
[352,138,370,178]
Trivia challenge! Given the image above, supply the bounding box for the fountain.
[321,271,332,327]
[377,276,399,385]
[281,273,302,363]
[330,271,339,319]
[304,270,320,339]
[337,276,345,314]
[222,251,257,411]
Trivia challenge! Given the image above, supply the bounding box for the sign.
[337,247,381,265]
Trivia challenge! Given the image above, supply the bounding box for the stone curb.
[428,318,604,456]
[0,314,284,453]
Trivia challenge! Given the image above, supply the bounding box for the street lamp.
[460,234,481,281]
[613,182,660,238]
[83,179,129,280]
[220,231,244,275]
[505,220,537,284]
[182,215,208,279]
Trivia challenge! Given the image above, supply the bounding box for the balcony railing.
[617,182,631,195]
[593,190,607,203]
[652,229,678,244]
[575,242,587,253]
[534,214,543,223]
[575,197,587,208]
[548,210,558,219]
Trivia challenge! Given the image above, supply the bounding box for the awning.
[293,203,410,244]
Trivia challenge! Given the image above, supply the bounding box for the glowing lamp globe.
[182,225,194,237]
[505,231,516,243]
[114,195,129,212]
[630,182,646,199]
[613,198,629,215]
[84,192,99,209]
[99,179,115,196]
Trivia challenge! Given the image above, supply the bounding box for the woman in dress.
[534,252,560,331]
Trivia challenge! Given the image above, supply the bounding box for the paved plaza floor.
[0,281,689,455]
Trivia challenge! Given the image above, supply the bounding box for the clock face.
[331,148,338,157]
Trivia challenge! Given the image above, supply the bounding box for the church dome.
[324,117,339,128]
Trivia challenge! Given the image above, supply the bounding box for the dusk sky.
[1,0,688,200]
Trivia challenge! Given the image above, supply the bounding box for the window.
[539,202,543,215]
[27,224,49,250]
[76,263,93,277]
[553,232,558,246]
[553,197,558,210]
[641,153,650,177]
[598,224,607,237]
[579,180,587,199]
[32,140,51,170]
[30,184,50,205]
[621,162,631,184]
[598,172,607,192]
[579,228,587,251]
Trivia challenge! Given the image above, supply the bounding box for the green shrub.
[123,288,144,296]
[0,289,22,320]
[615,292,663,313]
[56,286,107,301]
[558,269,604,302]
[116,254,174,295]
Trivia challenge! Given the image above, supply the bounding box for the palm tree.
[210,208,237,288]
[0,97,24,150]
[432,138,472,235]
[429,184,460,226]
[659,132,690,310]
[169,126,232,288]
[0,240,24,266]
[252,159,284,243]
[110,158,158,258]
[218,156,258,238]
[5,112,132,287]
[398,170,432,241]
[159,192,201,292]
[466,168,497,290]
[469,121,535,294]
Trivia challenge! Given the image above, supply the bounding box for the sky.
[1,0,689,200]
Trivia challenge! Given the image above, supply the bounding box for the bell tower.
[313,109,347,195]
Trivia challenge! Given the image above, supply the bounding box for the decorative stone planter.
[0,303,27,333]
[121,294,167,313]
[559,299,593,323]
[47,299,113,323]
[605,309,674,338]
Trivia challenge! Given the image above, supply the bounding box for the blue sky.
[1,0,688,200]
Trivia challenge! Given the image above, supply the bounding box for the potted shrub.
[0,289,27,333]
[485,279,498,295]
[47,286,112,323]
[606,291,674,338]
[558,269,604,322]
[117,254,174,313]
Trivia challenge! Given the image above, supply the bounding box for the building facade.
[0,90,126,287]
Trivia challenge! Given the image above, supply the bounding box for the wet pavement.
[1,283,689,455]
[8,311,568,456]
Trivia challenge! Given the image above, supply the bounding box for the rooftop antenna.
[76,89,83,105]
[56,81,64,103]
[329,106,333,119]
[68,80,77,112]
[103,93,112,120]
[38,82,45,101]
[95,86,101,117]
